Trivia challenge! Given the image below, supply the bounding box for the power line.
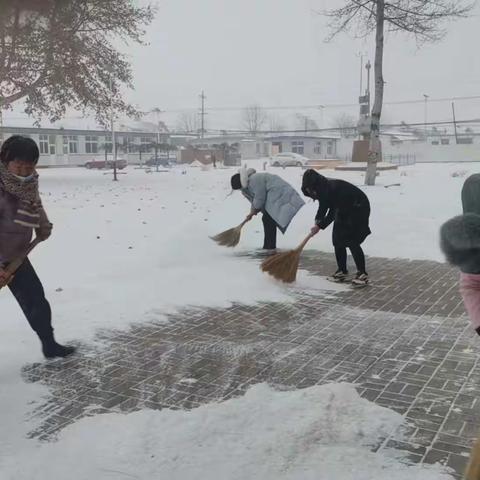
[143,94,480,114]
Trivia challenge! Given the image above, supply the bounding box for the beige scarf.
[0,162,42,228]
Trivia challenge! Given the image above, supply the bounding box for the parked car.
[269,153,309,167]
[145,155,170,167]
[85,158,128,170]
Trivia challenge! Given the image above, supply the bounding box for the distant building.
[188,134,339,161]
[0,126,173,167]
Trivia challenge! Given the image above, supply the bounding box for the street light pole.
[110,75,118,181]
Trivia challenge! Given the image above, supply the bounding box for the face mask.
[12,173,35,183]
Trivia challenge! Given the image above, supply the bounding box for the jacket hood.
[462,174,480,215]
[301,169,329,198]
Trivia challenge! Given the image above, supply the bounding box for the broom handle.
[296,232,315,252]
[239,216,252,229]
[1,238,41,289]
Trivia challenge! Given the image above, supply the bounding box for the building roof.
[265,134,339,141]
[0,125,159,137]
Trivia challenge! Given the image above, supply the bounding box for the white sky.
[5,0,480,131]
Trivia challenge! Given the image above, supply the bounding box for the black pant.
[262,212,277,249]
[334,244,367,275]
[7,259,54,341]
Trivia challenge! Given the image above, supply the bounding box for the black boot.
[41,338,76,359]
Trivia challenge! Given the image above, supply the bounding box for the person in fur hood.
[301,169,371,286]
[0,136,75,358]
[230,167,304,250]
[440,174,480,336]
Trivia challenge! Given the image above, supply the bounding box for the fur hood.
[239,165,256,189]
[440,213,480,273]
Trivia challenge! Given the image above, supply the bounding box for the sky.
[4,0,480,132]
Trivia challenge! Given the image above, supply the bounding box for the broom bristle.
[465,439,480,479]
[210,226,242,247]
[261,249,301,283]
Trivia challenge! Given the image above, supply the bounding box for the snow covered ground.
[1,162,473,479]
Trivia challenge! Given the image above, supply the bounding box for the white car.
[269,152,309,167]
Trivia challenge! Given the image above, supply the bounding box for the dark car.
[85,159,128,170]
[145,156,170,167]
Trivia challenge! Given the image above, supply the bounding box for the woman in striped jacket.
[0,136,75,359]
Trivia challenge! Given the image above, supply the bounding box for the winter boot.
[352,272,369,287]
[331,270,349,283]
[41,338,76,359]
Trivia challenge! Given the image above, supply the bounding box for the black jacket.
[301,169,370,229]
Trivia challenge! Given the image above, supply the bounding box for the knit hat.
[440,213,480,273]
[231,173,242,190]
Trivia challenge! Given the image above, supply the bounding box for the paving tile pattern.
[22,251,480,478]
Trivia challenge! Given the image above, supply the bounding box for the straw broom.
[210,217,251,248]
[465,438,480,480]
[261,232,314,283]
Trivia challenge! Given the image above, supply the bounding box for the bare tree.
[176,112,199,133]
[268,114,286,133]
[242,104,267,135]
[295,114,318,134]
[334,113,357,138]
[0,1,155,126]
[324,0,474,185]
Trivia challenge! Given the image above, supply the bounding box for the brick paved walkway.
[22,251,480,478]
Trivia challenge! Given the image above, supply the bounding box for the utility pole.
[319,105,325,129]
[199,90,207,138]
[452,102,459,145]
[423,94,429,140]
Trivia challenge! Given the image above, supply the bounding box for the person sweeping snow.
[0,136,75,359]
[301,169,371,286]
[229,167,304,250]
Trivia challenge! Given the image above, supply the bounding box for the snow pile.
[2,383,453,480]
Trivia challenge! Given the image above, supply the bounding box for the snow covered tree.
[324,0,474,185]
[0,0,155,126]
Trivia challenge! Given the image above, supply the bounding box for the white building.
[0,126,173,167]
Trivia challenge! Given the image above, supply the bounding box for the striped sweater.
[0,184,51,267]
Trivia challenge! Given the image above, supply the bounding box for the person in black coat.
[302,169,371,285]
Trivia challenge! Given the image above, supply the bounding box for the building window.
[103,136,112,153]
[140,136,152,153]
[314,142,322,154]
[48,135,56,154]
[85,136,98,154]
[431,140,440,145]
[40,135,56,154]
[39,134,49,154]
[441,138,450,145]
[63,136,78,154]
[291,140,304,154]
[327,140,334,156]
[123,136,134,153]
